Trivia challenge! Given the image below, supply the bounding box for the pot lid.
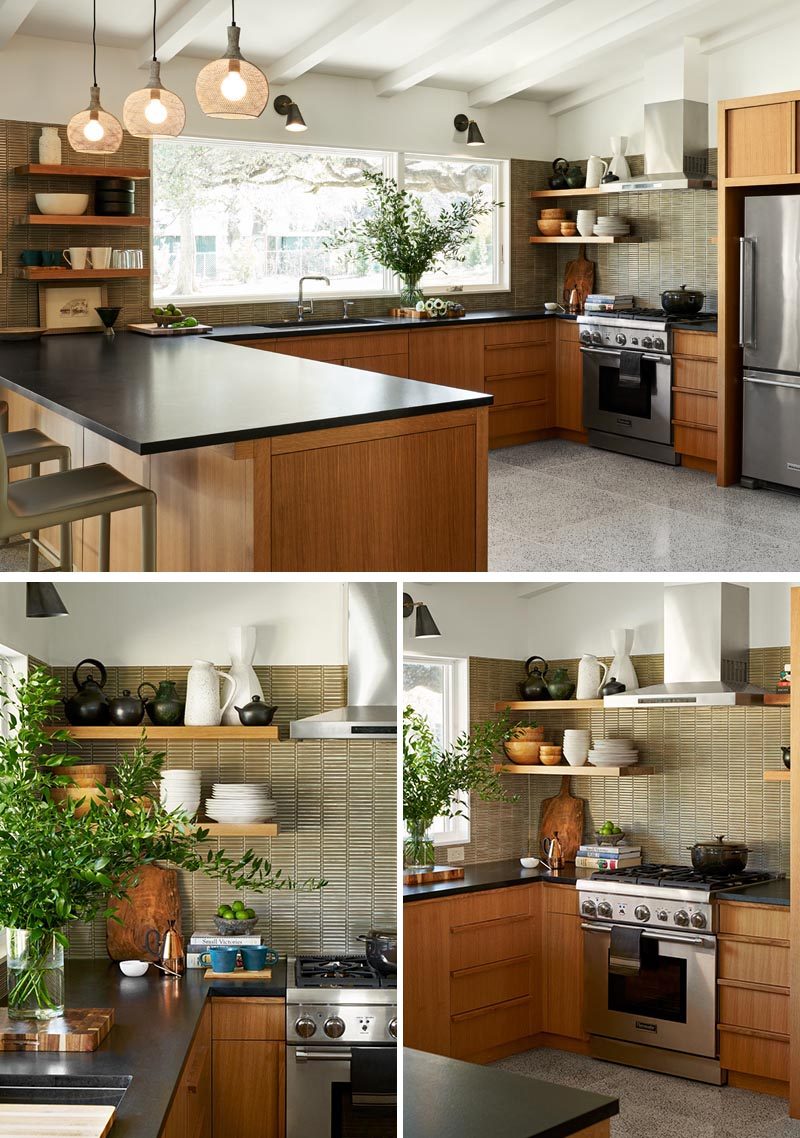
[691,834,750,850]
[662,283,703,295]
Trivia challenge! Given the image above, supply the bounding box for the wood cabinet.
[555,321,584,436]
[723,98,796,180]
[671,330,718,471]
[407,325,485,392]
[541,884,586,1041]
[484,321,554,447]
[159,1003,212,1138]
[717,902,790,1096]
[239,331,409,377]
[211,998,285,1138]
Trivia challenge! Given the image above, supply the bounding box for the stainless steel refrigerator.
[741,195,800,491]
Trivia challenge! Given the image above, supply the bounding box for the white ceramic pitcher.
[184,659,236,726]
[585,155,609,189]
[576,654,609,700]
[222,626,264,726]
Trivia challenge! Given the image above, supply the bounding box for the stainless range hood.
[615,99,715,192]
[603,583,766,708]
[290,583,396,739]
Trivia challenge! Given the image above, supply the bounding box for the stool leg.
[58,450,72,571]
[27,463,40,571]
[141,494,157,572]
[99,514,111,572]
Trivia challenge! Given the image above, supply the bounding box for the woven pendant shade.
[67,85,123,155]
[124,61,185,137]
[196,24,268,119]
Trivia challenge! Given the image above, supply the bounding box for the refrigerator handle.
[739,237,756,349]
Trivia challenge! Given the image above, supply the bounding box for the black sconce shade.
[274,93,307,132]
[454,113,485,146]
[414,603,441,639]
[26,583,69,618]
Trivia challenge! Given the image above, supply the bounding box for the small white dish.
[520,857,541,869]
[119,959,149,977]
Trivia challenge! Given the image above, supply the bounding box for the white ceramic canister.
[184,660,236,726]
[576,654,609,700]
[576,209,596,238]
[39,127,62,166]
[585,155,608,189]
[222,626,265,726]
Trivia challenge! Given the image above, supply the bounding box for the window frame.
[403,652,470,848]
[0,646,26,963]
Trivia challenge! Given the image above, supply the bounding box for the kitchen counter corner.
[403,859,591,901]
[720,877,790,906]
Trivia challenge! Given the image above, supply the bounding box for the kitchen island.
[0,331,491,571]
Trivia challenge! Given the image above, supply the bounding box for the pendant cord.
[152,0,157,61]
[92,0,97,85]
[231,0,236,27]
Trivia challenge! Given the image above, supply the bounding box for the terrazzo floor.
[489,440,800,571]
[0,538,37,571]
[494,1048,798,1137]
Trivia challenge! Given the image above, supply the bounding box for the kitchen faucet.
[297,275,330,321]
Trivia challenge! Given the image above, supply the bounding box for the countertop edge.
[403,861,583,901]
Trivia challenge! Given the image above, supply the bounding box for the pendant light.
[67,0,123,154]
[26,584,69,619]
[123,0,186,138]
[195,0,268,119]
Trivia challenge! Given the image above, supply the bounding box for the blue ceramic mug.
[199,946,240,973]
[240,945,280,971]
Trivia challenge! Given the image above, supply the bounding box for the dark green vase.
[138,680,184,726]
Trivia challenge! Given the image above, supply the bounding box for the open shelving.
[495,763,654,778]
[45,725,280,741]
[15,268,148,281]
[764,693,790,706]
[529,235,640,245]
[764,770,790,782]
[495,699,604,711]
[14,163,150,179]
[16,214,150,227]
[201,823,279,837]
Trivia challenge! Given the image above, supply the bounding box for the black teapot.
[519,656,550,701]
[64,659,110,726]
[108,689,145,727]
[600,676,626,697]
[548,158,569,190]
[235,695,278,727]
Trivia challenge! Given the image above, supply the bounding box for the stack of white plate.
[588,738,638,767]
[205,784,277,824]
[160,769,201,817]
[594,215,630,237]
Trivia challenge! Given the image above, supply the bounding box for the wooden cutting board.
[0,1104,115,1136]
[106,864,181,962]
[562,245,595,311]
[402,866,465,886]
[539,776,585,862]
[0,1008,114,1052]
[128,323,213,336]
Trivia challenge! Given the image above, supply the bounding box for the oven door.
[286,1045,397,1138]
[582,346,672,445]
[583,923,717,1058]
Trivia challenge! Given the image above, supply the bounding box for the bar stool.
[0,432,157,572]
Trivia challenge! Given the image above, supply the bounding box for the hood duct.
[616,98,714,192]
[603,583,766,708]
[290,583,397,739]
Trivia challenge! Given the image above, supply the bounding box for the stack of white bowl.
[594,214,631,237]
[588,738,638,767]
[562,729,591,767]
[160,769,201,817]
[205,784,277,825]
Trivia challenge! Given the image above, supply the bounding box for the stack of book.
[583,293,634,314]
[187,930,262,968]
[574,842,642,870]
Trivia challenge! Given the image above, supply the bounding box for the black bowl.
[95,307,121,329]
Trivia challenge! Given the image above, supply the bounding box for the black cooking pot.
[357,929,397,976]
[661,284,704,316]
[687,835,750,874]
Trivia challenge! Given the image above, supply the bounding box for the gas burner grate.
[590,864,776,890]
[295,954,396,989]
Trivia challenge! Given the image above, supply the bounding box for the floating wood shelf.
[14,163,150,179]
[495,699,604,711]
[530,187,625,199]
[16,214,150,227]
[764,770,790,782]
[529,235,641,245]
[764,693,790,706]
[45,726,279,740]
[529,183,716,198]
[200,823,280,837]
[495,763,654,777]
[15,268,148,281]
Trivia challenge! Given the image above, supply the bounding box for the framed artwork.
[38,283,109,335]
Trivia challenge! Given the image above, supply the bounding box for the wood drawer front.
[270,336,345,362]
[484,321,551,347]
[725,102,794,178]
[718,940,790,988]
[450,997,532,1060]
[718,903,789,943]
[343,352,408,377]
[672,331,718,361]
[486,373,549,407]
[719,984,789,1036]
[489,402,553,444]
[451,915,532,971]
[450,956,531,1015]
[449,886,531,927]
[484,343,549,379]
[673,357,718,394]
[229,338,276,351]
[674,425,717,462]
[543,884,579,916]
[212,997,284,1041]
[719,1028,789,1082]
[673,391,717,430]
[339,331,408,358]
[557,320,581,344]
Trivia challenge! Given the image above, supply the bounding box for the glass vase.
[7,930,65,1020]
[404,819,435,870]
[398,275,423,308]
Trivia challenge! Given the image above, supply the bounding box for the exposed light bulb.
[144,96,168,125]
[83,118,105,142]
[221,68,247,101]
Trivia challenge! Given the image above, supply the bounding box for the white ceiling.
[10,0,800,110]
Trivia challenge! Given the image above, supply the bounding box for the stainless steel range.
[286,955,397,1138]
[579,310,714,465]
[577,865,776,1084]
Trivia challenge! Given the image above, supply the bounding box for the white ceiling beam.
[547,71,644,117]
[0,0,38,50]
[373,0,564,99]
[269,0,397,85]
[136,0,230,68]
[468,0,710,107]
[698,0,798,54]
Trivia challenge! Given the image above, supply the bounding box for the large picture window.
[152,138,508,305]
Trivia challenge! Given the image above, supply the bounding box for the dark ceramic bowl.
[213,915,259,937]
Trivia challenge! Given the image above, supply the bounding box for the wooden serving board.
[0,1008,114,1052]
[403,865,465,886]
[539,776,584,862]
[107,864,181,962]
[0,1103,115,1137]
[562,245,595,311]
[128,322,213,336]
[203,967,273,981]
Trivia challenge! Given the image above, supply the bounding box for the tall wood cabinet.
[159,1003,213,1138]
[723,96,799,180]
[211,998,285,1138]
[541,884,587,1042]
[671,330,718,470]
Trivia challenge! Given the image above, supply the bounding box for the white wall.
[0,34,555,161]
[0,583,52,662]
[403,582,527,661]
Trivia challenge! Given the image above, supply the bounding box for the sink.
[259,317,387,329]
[0,1073,132,1108]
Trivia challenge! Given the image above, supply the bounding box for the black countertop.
[0,333,491,456]
[721,877,791,906]
[0,958,286,1137]
[404,1049,618,1138]
[403,859,591,902]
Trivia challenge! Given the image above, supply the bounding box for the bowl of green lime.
[213,899,258,936]
[595,822,625,846]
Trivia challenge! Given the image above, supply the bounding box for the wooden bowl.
[539,746,563,766]
[510,726,544,743]
[54,763,107,786]
[540,208,566,219]
[504,741,541,765]
[51,785,113,818]
[560,223,578,235]
[537,219,564,236]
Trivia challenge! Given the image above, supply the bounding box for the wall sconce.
[274,94,307,132]
[403,593,441,639]
[26,583,68,618]
[454,113,485,146]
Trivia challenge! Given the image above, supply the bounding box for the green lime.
[244,908,256,920]
[184,316,198,327]
[216,904,228,917]
[153,307,164,316]
[232,900,246,911]
[220,907,235,920]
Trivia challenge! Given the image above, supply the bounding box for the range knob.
[634,905,650,922]
[642,336,653,348]
[656,909,668,922]
[591,331,602,345]
[295,1016,317,1038]
[691,911,707,929]
[597,901,613,919]
[653,336,665,350]
[615,333,627,346]
[324,1016,346,1039]
[579,330,592,344]
[388,1017,398,1040]
[581,899,597,918]
[674,909,690,927]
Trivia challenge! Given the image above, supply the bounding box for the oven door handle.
[582,347,669,365]
[580,922,712,946]
[295,1048,352,1061]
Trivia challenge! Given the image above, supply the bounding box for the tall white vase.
[38,127,62,166]
[609,136,631,181]
[185,660,236,726]
[222,626,264,726]
[609,628,638,692]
